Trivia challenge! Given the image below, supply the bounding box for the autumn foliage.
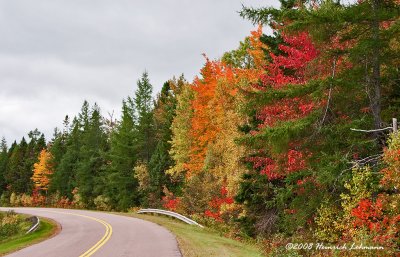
[1,1,399,255]
[349,133,400,248]
[204,186,234,222]
[31,149,53,192]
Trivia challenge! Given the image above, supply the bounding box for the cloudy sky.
[0,0,279,144]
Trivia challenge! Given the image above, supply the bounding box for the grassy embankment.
[119,212,264,257]
[0,212,58,256]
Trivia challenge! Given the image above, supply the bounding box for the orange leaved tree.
[31,149,53,193]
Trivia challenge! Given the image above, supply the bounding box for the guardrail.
[26,216,40,234]
[137,208,204,228]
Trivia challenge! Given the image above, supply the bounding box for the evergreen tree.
[233,0,400,236]
[23,130,46,193]
[0,137,8,195]
[76,104,108,207]
[148,77,186,199]
[134,71,155,163]
[48,117,70,195]
[106,98,140,210]
[240,0,400,142]
[148,141,172,202]
[5,137,28,193]
[51,116,82,198]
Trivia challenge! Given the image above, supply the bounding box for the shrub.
[0,193,8,206]
[20,194,33,207]
[94,195,111,211]
[0,211,21,240]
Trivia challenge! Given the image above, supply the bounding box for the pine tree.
[48,122,68,194]
[106,98,140,210]
[51,117,82,199]
[0,137,8,195]
[5,137,28,193]
[148,141,170,203]
[134,71,155,163]
[23,130,46,194]
[240,0,400,142]
[76,104,108,207]
[148,77,186,200]
[234,0,400,236]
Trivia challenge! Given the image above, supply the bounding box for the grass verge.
[0,217,59,256]
[118,212,264,257]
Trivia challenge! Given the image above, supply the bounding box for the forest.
[0,0,399,255]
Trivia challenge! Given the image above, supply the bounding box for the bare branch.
[319,58,337,128]
[350,127,393,133]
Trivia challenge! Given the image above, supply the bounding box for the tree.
[186,57,229,176]
[76,104,108,207]
[31,149,53,192]
[0,137,8,195]
[134,71,155,163]
[240,0,400,142]
[4,137,28,193]
[148,77,186,201]
[48,117,69,193]
[234,0,399,238]
[168,83,194,178]
[236,27,329,235]
[106,98,140,210]
[50,117,81,198]
[148,141,171,203]
[222,37,254,69]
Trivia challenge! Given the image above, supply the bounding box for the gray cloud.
[0,0,279,144]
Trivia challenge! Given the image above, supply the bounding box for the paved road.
[0,207,181,257]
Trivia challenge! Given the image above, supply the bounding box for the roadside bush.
[94,195,111,211]
[72,188,85,209]
[9,193,21,207]
[180,172,221,215]
[20,194,33,206]
[0,211,30,241]
[0,193,9,206]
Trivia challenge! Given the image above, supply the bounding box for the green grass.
[0,217,58,256]
[118,212,264,257]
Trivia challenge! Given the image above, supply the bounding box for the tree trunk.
[370,0,382,141]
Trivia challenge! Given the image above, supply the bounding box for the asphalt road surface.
[0,207,181,257]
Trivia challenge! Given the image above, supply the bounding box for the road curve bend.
[0,207,181,257]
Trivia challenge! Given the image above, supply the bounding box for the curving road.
[0,207,181,257]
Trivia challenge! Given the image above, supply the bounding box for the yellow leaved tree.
[31,149,53,192]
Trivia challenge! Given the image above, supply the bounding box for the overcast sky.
[0,0,279,144]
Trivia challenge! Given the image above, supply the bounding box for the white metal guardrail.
[137,208,204,228]
[26,216,40,234]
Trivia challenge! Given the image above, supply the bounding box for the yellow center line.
[49,210,113,257]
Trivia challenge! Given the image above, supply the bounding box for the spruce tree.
[48,118,69,194]
[0,137,8,195]
[23,130,46,194]
[106,98,140,210]
[240,0,400,142]
[148,141,171,201]
[5,137,28,193]
[51,117,82,198]
[134,71,155,163]
[148,77,186,200]
[76,104,108,207]
[234,0,400,236]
